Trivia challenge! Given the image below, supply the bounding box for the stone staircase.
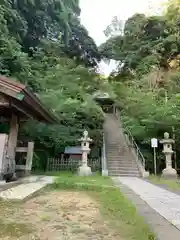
[104,114,141,177]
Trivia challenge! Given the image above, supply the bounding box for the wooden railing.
[46,157,101,172]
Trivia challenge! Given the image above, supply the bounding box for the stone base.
[3,172,14,182]
[161,168,177,179]
[0,180,6,185]
[102,170,108,176]
[16,170,31,178]
[78,165,92,176]
[24,170,31,177]
[142,171,150,178]
[0,173,4,181]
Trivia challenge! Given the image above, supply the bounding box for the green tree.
[0,0,105,171]
[100,5,180,173]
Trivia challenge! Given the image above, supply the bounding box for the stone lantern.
[78,130,92,176]
[160,132,177,178]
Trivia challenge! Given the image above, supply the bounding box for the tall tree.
[0,0,105,170]
[99,3,180,172]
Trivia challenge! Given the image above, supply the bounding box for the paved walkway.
[113,177,180,240]
[0,176,55,200]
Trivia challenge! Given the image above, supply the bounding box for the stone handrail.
[101,133,108,176]
[114,107,149,178]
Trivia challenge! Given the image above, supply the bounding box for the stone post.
[78,130,92,176]
[0,134,8,181]
[7,114,19,179]
[101,133,108,176]
[160,132,177,178]
[25,142,34,176]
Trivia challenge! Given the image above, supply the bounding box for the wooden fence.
[46,157,101,172]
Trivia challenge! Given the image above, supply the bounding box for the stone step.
[109,171,140,175]
[107,152,130,155]
[109,172,140,176]
[108,166,138,169]
[107,151,130,154]
[107,147,130,149]
[108,166,139,171]
[108,159,137,162]
[109,172,140,177]
[107,152,131,155]
[107,151,128,153]
[107,156,132,159]
[107,154,130,157]
[109,167,138,171]
[107,159,137,165]
[108,164,138,168]
[108,167,138,170]
[110,158,135,160]
[104,114,142,178]
[107,157,136,161]
[106,142,118,144]
[107,159,135,162]
[109,169,140,173]
[0,181,22,192]
[107,153,134,157]
[107,145,126,147]
[0,176,55,200]
[107,151,129,154]
[109,169,139,174]
[107,153,131,156]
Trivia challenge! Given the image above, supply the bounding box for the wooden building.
[0,76,58,181]
[93,91,116,113]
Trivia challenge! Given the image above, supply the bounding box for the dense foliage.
[100,0,180,173]
[0,0,105,168]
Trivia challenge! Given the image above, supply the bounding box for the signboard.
[151,138,158,148]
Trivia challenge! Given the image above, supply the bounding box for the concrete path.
[0,176,55,200]
[113,177,180,240]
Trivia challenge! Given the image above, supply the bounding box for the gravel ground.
[0,190,122,240]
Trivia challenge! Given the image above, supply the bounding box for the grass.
[0,222,32,238]
[51,171,113,189]
[148,174,180,190]
[0,200,33,238]
[48,172,155,240]
[0,171,155,239]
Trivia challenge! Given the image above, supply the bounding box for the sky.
[80,0,168,45]
[80,0,168,75]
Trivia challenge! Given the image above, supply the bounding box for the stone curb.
[112,178,180,240]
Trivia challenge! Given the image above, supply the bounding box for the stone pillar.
[160,132,177,178]
[7,114,19,178]
[101,134,108,176]
[78,130,92,176]
[25,142,34,176]
[0,134,8,180]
